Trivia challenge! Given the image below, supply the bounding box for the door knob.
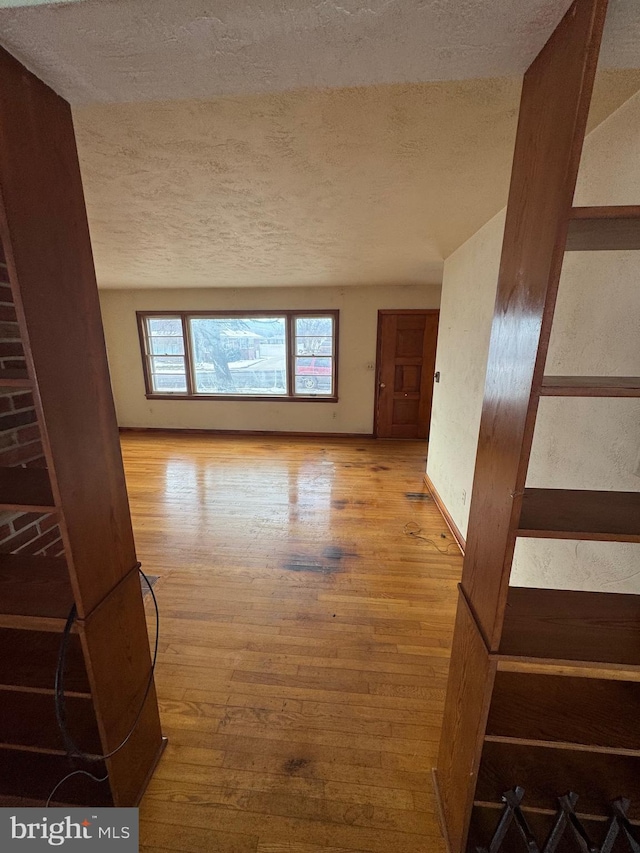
[379,382,386,389]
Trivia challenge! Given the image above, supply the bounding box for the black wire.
[47,568,160,805]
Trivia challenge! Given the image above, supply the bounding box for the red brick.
[0,524,11,543]
[0,522,40,553]
[17,525,60,554]
[0,359,26,370]
[0,408,37,432]
[0,305,17,322]
[0,442,43,466]
[38,514,60,534]
[10,392,34,411]
[12,512,46,532]
[25,456,47,468]
[14,423,40,444]
[0,396,12,414]
[0,342,23,358]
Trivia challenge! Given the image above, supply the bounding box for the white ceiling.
[0,0,637,106]
[1,0,638,290]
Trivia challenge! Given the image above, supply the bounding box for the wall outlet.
[366,362,375,370]
[461,489,467,505]
[332,412,337,419]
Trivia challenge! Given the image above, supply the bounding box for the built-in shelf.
[540,375,640,397]
[468,803,637,853]
[487,670,640,753]
[0,555,72,629]
[0,627,90,694]
[0,688,101,753]
[499,587,640,669]
[477,741,640,820]
[0,467,55,511]
[0,369,32,388]
[518,488,640,542]
[0,747,111,806]
[566,205,640,251]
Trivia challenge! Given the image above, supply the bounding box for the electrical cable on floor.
[46,568,160,807]
[403,521,460,555]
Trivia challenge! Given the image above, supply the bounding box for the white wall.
[427,89,640,592]
[100,283,440,434]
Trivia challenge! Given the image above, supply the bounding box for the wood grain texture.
[0,555,72,628]
[117,433,461,853]
[80,568,163,807]
[487,671,640,752]
[499,587,640,669]
[566,205,640,250]
[460,0,609,648]
[518,488,640,541]
[375,311,439,440]
[0,44,137,616]
[436,590,495,853]
[0,467,55,512]
[476,741,640,819]
[540,375,640,396]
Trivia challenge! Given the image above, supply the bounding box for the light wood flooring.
[122,433,462,853]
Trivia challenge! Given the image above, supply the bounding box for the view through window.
[139,311,338,399]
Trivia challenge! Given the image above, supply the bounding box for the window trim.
[137,309,339,402]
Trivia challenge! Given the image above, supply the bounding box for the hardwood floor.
[121,433,461,853]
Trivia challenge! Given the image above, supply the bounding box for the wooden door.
[375,310,439,439]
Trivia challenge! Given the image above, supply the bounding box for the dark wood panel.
[0,748,111,806]
[500,587,640,668]
[0,45,137,617]
[375,310,438,439]
[540,376,640,396]
[437,590,496,853]
[566,206,640,250]
[0,627,90,693]
[0,688,101,753]
[518,488,640,542]
[488,671,640,751]
[468,804,632,853]
[477,741,640,819]
[0,555,73,627]
[81,569,163,806]
[0,467,55,512]
[460,0,609,648]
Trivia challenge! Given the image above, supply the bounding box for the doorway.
[374,309,439,439]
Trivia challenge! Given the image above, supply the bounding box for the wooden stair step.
[0,555,73,629]
[499,587,640,669]
[566,205,640,251]
[0,467,55,511]
[518,488,640,542]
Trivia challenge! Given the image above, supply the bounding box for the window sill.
[145,393,339,403]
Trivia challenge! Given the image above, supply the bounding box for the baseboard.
[423,473,466,555]
[432,768,452,853]
[119,427,373,439]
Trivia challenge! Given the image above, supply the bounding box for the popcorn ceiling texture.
[1,0,638,106]
[427,89,640,594]
[73,72,640,291]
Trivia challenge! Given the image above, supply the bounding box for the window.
[138,311,338,401]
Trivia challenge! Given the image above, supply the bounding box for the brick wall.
[0,243,64,557]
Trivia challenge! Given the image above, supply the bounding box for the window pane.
[149,335,185,355]
[295,336,333,356]
[295,316,333,337]
[294,356,333,394]
[147,317,183,337]
[190,317,287,395]
[150,356,187,393]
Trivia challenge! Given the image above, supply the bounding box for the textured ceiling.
[1,0,638,105]
[73,71,640,289]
